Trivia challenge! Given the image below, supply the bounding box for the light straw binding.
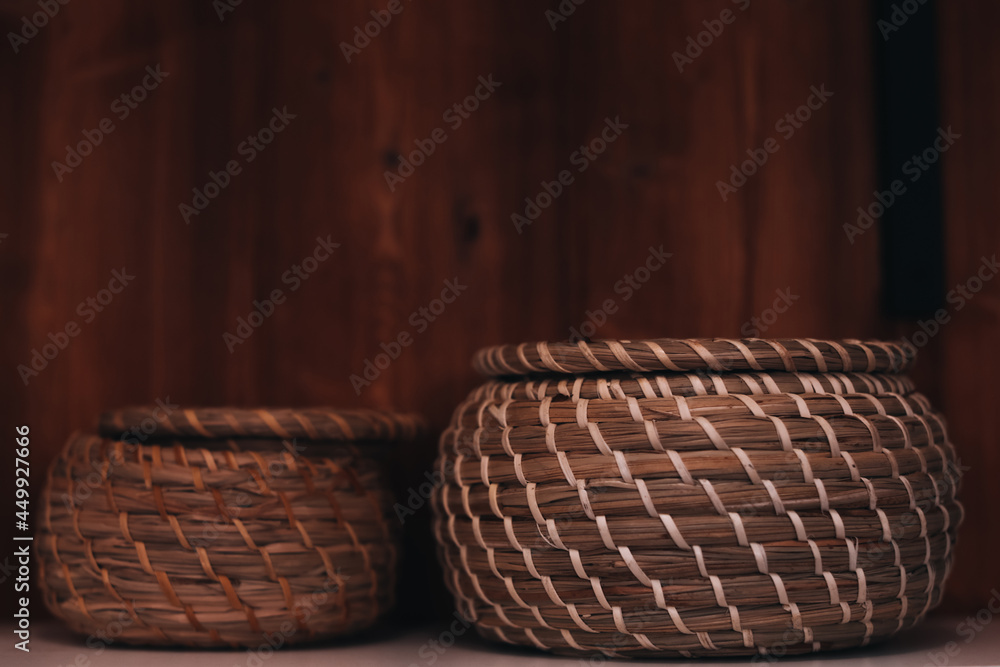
[434,339,961,658]
[39,407,421,647]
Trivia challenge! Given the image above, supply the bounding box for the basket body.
[432,339,963,658]
[39,407,421,647]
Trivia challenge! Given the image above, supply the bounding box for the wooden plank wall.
[0,0,991,620]
[936,0,1000,615]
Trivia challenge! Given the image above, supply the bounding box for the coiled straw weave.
[433,339,962,658]
[39,407,421,647]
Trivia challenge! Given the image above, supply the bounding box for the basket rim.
[98,406,424,442]
[472,338,916,377]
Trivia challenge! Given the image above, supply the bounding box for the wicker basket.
[432,339,963,658]
[39,407,422,647]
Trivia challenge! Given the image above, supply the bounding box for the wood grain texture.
[937,0,1000,615]
[0,0,990,624]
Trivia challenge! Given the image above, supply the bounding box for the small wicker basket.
[39,406,421,647]
[432,339,963,658]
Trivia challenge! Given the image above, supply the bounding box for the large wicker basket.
[39,406,421,647]
[432,339,963,658]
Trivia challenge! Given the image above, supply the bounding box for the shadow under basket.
[38,406,422,648]
[432,338,964,658]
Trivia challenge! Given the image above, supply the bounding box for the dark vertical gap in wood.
[874,0,945,317]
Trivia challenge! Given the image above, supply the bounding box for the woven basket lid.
[472,338,916,377]
[98,406,423,442]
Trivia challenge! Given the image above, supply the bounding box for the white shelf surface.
[6,615,1000,666]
